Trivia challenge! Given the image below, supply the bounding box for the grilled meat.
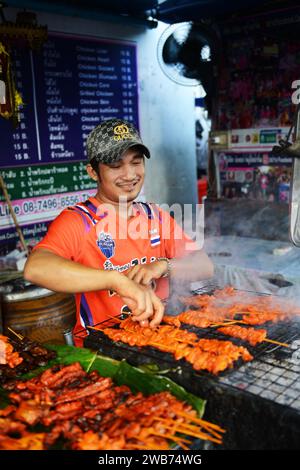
[0,363,224,450]
[217,325,267,346]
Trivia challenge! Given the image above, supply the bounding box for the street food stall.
[1,0,300,453]
[79,286,300,449]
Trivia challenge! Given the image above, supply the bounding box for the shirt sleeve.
[158,207,199,259]
[32,209,86,262]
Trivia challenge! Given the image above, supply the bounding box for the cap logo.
[113,124,133,141]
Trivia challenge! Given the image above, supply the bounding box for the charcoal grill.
[77,289,300,449]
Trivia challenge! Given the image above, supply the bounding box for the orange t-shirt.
[34,197,196,344]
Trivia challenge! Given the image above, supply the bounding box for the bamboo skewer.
[234,311,275,315]
[174,410,226,433]
[90,310,291,354]
[184,424,222,441]
[149,431,191,449]
[210,320,241,327]
[87,325,106,332]
[127,320,290,348]
[152,337,197,347]
[152,431,191,445]
[173,419,224,440]
[196,419,226,433]
[263,338,290,348]
[7,326,24,341]
[154,417,224,442]
[120,318,198,347]
[103,323,197,348]
[147,335,197,347]
[124,328,198,346]
[87,326,177,352]
[103,325,177,351]
[129,425,192,450]
[105,313,123,323]
[168,422,222,444]
[102,313,197,343]
[157,422,222,445]
[210,323,290,348]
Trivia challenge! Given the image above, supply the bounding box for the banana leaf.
[0,388,10,409]
[0,344,206,417]
[49,345,206,416]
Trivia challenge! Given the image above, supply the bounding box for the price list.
[0,34,138,167]
[0,33,138,249]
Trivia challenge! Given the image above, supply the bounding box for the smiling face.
[87,146,145,204]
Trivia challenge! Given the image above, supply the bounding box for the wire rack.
[76,287,300,413]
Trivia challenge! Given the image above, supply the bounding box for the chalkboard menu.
[0,33,139,253]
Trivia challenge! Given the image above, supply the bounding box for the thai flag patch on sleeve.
[151,235,161,247]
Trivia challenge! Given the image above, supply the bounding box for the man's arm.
[126,205,214,285]
[126,249,214,286]
[24,248,117,293]
[167,249,214,281]
[24,248,164,326]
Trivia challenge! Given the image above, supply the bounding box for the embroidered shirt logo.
[97,232,115,259]
[113,124,133,141]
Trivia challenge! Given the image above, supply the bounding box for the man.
[24,118,213,345]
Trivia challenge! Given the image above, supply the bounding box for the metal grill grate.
[220,334,300,411]
[77,288,300,419]
[81,318,300,397]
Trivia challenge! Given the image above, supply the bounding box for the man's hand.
[24,249,165,329]
[111,272,164,328]
[125,260,168,286]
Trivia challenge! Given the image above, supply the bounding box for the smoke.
[205,202,289,242]
[162,203,225,316]
[166,283,300,331]
[162,199,300,318]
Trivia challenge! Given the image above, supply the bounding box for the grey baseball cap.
[86,118,150,164]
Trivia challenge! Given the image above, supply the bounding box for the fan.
[157,21,220,112]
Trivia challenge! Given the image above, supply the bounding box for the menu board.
[0,33,138,253]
